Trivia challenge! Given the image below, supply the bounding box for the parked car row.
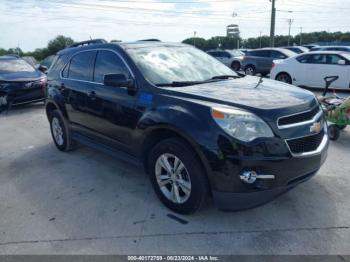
[209,44,350,90]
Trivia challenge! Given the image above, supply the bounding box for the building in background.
[226,24,240,38]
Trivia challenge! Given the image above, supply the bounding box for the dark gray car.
[242,48,296,76]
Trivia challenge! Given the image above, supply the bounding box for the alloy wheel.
[155,153,191,204]
[52,117,64,146]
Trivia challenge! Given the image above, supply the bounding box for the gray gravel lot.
[0,97,350,255]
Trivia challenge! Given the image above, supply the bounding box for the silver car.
[207,49,244,71]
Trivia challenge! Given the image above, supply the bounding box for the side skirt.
[71,131,142,167]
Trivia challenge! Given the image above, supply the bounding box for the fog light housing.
[240,171,275,184]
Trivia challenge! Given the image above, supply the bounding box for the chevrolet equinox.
[45,39,328,214]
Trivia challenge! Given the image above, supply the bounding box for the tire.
[49,110,76,152]
[336,125,347,130]
[231,61,241,72]
[328,124,340,141]
[276,73,292,84]
[148,138,209,214]
[244,65,256,76]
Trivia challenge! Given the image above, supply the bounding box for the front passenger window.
[94,50,130,84]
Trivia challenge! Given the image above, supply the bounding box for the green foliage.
[0,35,74,62]
[183,31,350,50]
[183,36,241,51]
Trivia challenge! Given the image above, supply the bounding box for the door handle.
[88,91,97,100]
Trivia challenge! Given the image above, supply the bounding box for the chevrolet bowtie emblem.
[310,122,322,134]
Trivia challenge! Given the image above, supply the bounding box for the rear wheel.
[276,73,292,84]
[49,110,76,151]
[328,124,340,141]
[245,65,256,76]
[148,138,208,214]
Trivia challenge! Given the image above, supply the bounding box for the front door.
[83,50,140,148]
[306,54,349,89]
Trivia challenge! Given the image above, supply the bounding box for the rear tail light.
[271,63,275,69]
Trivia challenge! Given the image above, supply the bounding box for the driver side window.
[93,50,130,84]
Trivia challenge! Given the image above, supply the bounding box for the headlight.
[211,107,274,142]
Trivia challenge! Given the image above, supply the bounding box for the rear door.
[61,50,97,126]
[256,50,272,73]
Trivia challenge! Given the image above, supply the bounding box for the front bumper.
[210,134,329,211]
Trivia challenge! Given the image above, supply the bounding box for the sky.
[0,0,350,51]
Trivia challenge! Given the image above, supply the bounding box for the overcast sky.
[0,0,349,51]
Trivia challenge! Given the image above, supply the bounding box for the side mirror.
[38,65,48,74]
[338,60,346,65]
[104,74,134,89]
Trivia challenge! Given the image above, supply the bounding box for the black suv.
[46,39,328,214]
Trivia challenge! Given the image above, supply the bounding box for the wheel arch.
[141,126,213,190]
[275,71,292,81]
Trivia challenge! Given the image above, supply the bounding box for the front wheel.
[328,124,340,141]
[148,138,209,214]
[231,61,241,72]
[245,65,256,76]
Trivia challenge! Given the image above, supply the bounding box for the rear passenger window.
[270,51,286,59]
[296,54,311,63]
[94,50,130,84]
[249,50,269,57]
[68,51,96,81]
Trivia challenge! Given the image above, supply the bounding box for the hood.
[0,70,43,82]
[162,76,316,112]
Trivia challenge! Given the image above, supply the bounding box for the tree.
[47,35,74,55]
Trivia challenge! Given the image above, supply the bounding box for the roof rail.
[138,39,161,42]
[68,39,108,48]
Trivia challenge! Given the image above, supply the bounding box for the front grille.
[287,131,324,154]
[278,106,320,127]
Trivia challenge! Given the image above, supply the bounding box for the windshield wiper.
[156,74,243,87]
[156,81,204,87]
[210,74,240,80]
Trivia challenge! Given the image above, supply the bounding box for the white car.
[270,51,350,89]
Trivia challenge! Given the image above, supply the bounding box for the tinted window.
[221,52,231,58]
[248,50,270,57]
[68,51,96,81]
[94,50,130,84]
[270,50,286,59]
[296,54,312,63]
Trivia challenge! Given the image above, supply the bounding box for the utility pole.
[259,31,262,48]
[287,18,293,46]
[270,0,276,47]
[299,27,303,45]
[193,31,196,47]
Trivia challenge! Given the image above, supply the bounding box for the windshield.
[0,59,35,74]
[281,49,298,57]
[126,45,237,85]
[228,50,244,57]
[342,53,350,61]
